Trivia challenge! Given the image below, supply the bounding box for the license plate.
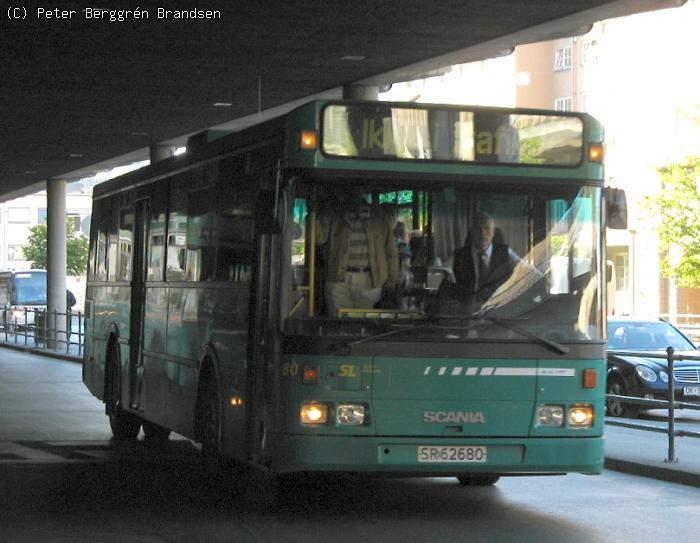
[684,386,700,396]
[417,446,487,463]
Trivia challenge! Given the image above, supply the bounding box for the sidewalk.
[0,334,82,362]
[604,416,700,488]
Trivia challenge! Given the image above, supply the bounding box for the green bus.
[83,100,624,485]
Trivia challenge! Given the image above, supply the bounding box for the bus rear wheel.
[106,343,141,439]
[456,474,500,486]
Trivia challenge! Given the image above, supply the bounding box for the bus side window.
[214,173,255,282]
[187,187,216,282]
[118,209,134,281]
[95,231,108,281]
[91,196,113,282]
[144,179,168,282]
[167,175,188,282]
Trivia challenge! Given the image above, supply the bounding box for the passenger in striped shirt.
[315,192,400,317]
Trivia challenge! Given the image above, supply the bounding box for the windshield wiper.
[333,323,438,352]
[420,311,569,355]
[332,313,569,356]
[481,316,570,355]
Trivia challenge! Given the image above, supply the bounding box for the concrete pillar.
[342,84,379,101]
[47,178,67,349]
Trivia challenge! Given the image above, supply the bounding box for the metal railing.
[606,347,700,463]
[0,307,83,356]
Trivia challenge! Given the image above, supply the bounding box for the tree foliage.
[22,223,90,276]
[644,156,700,287]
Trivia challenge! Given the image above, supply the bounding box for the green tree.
[644,155,700,287]
[22,223,90,276]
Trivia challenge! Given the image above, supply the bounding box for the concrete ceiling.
[0,0,683,201]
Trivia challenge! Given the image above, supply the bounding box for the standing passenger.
[316,191,400,317]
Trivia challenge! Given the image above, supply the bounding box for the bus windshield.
[283,179,602,343]
[13,272,47,305]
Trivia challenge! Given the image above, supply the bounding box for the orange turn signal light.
[588,143,604,163]
[300,130,318,150]
[583,368,598,389]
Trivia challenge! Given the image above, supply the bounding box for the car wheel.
[456,474,500,486]
[606,375,637,419]
[106,342,142,439]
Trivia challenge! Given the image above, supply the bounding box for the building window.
[608,247,629,292]
[7,245,26,262]
[581,39,598,65]
[614,253,629,291]
[67,213,81,233]
[554,47,571,71]
[8,207,30,223]
[38,208,47,225]
[554,97,572,111]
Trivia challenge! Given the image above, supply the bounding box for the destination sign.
[321,103,584,166]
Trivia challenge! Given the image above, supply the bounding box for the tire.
[457,474,500,486]
[606,375,638,419]
[198,367,224,479]
[142,420,171,441]
[106,342,142,439]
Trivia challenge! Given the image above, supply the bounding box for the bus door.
[246,168,283,465]
[128,199,149,411]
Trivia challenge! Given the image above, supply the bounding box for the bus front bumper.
[270,434,604,475]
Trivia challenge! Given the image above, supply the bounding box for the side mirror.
[605,187,627,230]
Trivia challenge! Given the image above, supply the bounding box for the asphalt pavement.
[3,340,700,489]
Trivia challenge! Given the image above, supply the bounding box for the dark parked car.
[606,317,700,418]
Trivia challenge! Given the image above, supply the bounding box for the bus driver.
[447,212,520,303]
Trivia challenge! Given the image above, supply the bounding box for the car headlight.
[336,404,366,426]
[635,366,658,383]
[659,370,669,383]
[536,405,564,427]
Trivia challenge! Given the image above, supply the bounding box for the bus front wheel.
[106,343,141,439]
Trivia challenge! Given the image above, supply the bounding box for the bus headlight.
[536,405,564,427]
[336,404,366,426]
[300,402,328,425]
[568,405,594,427]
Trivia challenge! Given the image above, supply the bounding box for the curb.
[604,456,700,489]
[0,340,81,363]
